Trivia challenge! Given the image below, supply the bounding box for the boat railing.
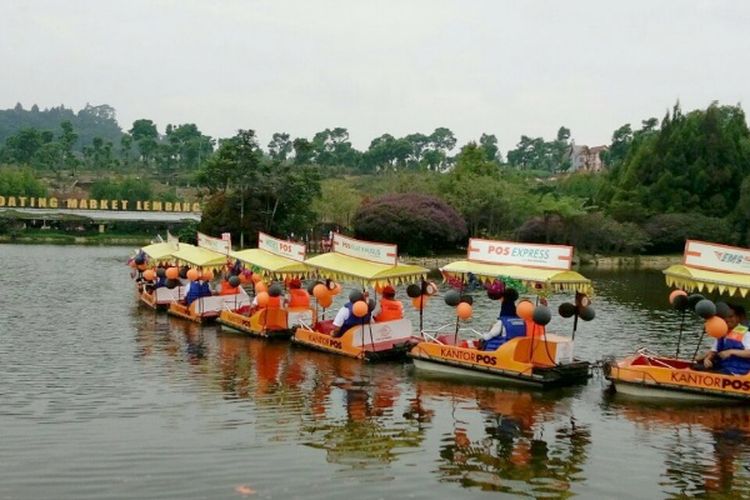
[421,325,486,345]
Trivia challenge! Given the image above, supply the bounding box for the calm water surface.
[1,245,749,499]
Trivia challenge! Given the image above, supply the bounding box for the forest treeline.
[1,101,749,256]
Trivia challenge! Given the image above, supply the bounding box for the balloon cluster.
[443,289,474,319]
[556,300,596,322]
[669,290,728,338]
[515,300,553,326]
[407,281,437,310]
[308,280,342,309]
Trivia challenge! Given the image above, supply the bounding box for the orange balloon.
[669,289,688,304]
[201,269,214,281]
[137,263,148,272]
[251,273,262,284]
[255,282,268,293]
[318,293,333,309]
[352,300,369,318]
[457,302,473,320]
[166,267,179,280]
[331,283,342,296]
[705,316,729,339]
[411,295,429,310]
[313,284,329,300]
[187,268,200,281]
[143,269,156,281]
[256,291,270,308]
[517,300,534,321]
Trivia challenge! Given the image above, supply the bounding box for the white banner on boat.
[467,238,573,270]
[258,232,306,262]
[684,240,750,275]
[350,318,413,347]
[332,233,397,265]
[197,232,231,255]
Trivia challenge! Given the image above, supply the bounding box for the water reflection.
[414,377,591,495]
[604,396,750,497]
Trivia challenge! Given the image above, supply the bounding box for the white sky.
[2,0,748,153]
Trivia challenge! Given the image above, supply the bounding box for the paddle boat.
[218,232,312,339]
[606,240,750,402]
[409,238,595,388]
[167,232,251,323]
[292,233,429,361]
[134,234,182,310]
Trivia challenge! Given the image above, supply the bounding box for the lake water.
[1,245,749,499]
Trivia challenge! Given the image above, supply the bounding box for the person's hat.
[382,285,396,296]
[289,278,302,288]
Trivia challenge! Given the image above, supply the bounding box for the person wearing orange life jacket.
[286,278,310,308]
[374,285,403,322]
[699,304,750,375]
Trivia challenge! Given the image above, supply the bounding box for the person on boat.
[218,275,239,295]
[287,278,310,308]
[374,285,403,322]
[480,290,526,351]
[332,291,371,338]
[699,304,750,375]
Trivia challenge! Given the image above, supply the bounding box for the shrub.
[643,213,735,253]
[352,193,467,255]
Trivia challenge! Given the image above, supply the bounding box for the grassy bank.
[0,230,152,246]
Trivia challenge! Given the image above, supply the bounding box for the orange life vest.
[219,280,239,295]
[288,288,310,308]
[267,295,282,309]
[375,298,404,322]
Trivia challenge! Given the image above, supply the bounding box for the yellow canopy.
[231,248,308,278]
[304,252,428,287]
[664,264,750,298]
[172,243,228,269]
[140,242,177,261]
[441,260,593,295]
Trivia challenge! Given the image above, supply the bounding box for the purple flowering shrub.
[352,193,467,255]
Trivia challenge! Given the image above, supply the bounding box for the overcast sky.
[2,0,748,153]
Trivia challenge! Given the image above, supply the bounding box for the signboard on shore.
[684,240,750,275]
[0,195,201,213]
[197,232,231,254]
[258,232,306,261]
[467,238,573,270]
[332,233,397,265]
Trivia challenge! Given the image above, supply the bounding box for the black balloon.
[687,293,705,309]
[368,298,377,312]
[406,284,422,298]
[559,302,577,318]
[307,280,323,295]
[228,275,241,288]
[695,299,717,319]
[533,305,552,325]
[444,289,461,307]
[672,294,689,311]
[579,306,596,321]
[269,283,283,297]
[165,278,180,289]
[716,301,732,319]
[134,255,145,265]
[504,288,519,302]
[459,294,473,305]
[349,290,364,303]
[156,268,166,278]
[179,266,189,279]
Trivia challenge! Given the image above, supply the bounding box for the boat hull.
[217,309,293,340]
[292,318,417,361]
[605,353,750,402]
[409,336,590,388]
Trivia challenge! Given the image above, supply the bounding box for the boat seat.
[316,319,336,335]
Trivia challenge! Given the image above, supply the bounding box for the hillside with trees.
[0,100,748,255]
